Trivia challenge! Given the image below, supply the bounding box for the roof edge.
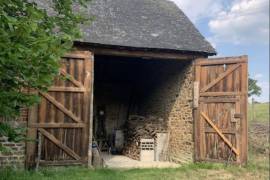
[74,41,217,57]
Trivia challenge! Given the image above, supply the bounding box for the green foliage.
[0,0,90,118]
[248,76,262,97]
[0,122,26,142]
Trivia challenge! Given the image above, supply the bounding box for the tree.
[0,0,90,147]
[248,76,262,97]
[0,0,90,118]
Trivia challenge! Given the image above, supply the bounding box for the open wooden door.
[26,51,94,167]
[194,56,248,164]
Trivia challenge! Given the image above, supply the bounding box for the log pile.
[122,115,167,160]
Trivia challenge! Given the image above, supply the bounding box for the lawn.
[248,102,269,122]
[0,156,268,180]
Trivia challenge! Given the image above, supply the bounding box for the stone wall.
[139,60,194,163]
[0,108,27,168]
[0,136,25,168]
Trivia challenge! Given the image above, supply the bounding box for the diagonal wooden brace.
[200,112,240,156]
[39,92,81,123]
[38,128,81,160]
[200,64,241,93]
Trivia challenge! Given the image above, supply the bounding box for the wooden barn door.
[194,56,248,164]
[26,51,94,167]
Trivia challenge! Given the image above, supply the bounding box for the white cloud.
[208,0,269,45]
[169,0,224,23]
[254,73,263,79]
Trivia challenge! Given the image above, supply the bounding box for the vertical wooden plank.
[81,51,94,166]
[59,62,66,159]
[201,64,208,160]
[240,58,248,164]
[77,58,84,158]
[89,52,94,167]
[26,98,38,168]
[193,60,201,161]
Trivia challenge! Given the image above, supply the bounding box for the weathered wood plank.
[200,64,241,92]
[199,97,240,103]
[193,62,201,161]
[26,100,38,168]
[40,92,81,123]
[200,92,246,97]
[48,87,86,92]
[29,123,85,128]
[38,128,81,160]
[201,112,239,156]
[204,128,236,134]
[77,45,202,60]
[81,51,93,166]
[240,61,248,164]
[195,56,248,65]
[39,160,85,166]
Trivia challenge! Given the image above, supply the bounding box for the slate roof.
[36,0,216,55]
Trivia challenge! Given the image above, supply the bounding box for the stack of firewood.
[122,115,167,160]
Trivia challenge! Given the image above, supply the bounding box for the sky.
[170,0,269,102]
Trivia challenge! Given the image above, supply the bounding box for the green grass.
[0,156,269,180]
[248,102,269,122]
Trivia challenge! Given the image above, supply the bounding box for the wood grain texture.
[194,56,248,164]
[26,51,93,167]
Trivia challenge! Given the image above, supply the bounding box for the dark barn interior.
[93,54,191,164]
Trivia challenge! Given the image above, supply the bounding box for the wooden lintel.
[76,46,203,60]
[62,51,93,59]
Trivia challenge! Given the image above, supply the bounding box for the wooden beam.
[48,87,86,92]
[62,51,90,59]
[38,128,81,160]
[39,160,85,166]
[199,97,240,103]
[40,92,81,123]
[200,92,246,97]
[240,60,248,164]
[193,81,199,108]
[200,64,241,92]
[204,127,237,134]
[76,45,204,60]
[195,56,248,65]
[29,123,85,128]
[200,112,239,156]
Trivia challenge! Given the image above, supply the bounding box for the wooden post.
[251,98,255,121]
[26,100,38,168]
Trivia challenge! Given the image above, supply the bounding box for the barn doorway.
[92,54,191,168]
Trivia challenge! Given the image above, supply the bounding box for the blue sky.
[171,0,269,102]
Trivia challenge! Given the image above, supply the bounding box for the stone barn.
[0,0,248,168]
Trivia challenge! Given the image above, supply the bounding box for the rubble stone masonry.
[0,109,27,168]
[140,60,194,163]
